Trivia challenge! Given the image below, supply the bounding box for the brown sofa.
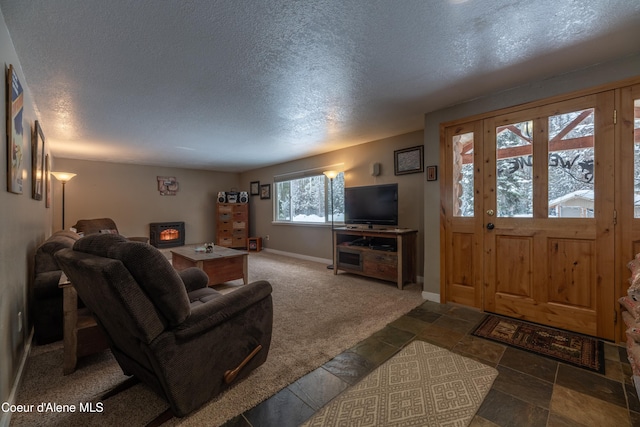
[32,230,81,344]
[55,234,273,417]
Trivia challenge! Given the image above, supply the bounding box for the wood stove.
[150,222,185,248]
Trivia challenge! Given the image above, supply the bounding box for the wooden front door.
[620,84,640,330]
[442,121,484,309]
[443,92,617,339]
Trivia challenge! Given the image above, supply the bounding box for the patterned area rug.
[472,314,605,373]
[301,341,498,427]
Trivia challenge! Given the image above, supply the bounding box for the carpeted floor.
[472,314,605,373]
[301,340,498,427]
[11,251,424,426]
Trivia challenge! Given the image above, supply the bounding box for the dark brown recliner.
[54,234,273,417]
[72,218,149,243]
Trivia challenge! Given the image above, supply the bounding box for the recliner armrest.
[174,280,272,340]
[177,267,209,292]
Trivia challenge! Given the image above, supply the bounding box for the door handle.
[487,223,495,230]
[486,209,494,216]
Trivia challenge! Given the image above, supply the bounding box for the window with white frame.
[274,170,344,223]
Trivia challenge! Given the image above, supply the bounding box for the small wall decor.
[260,183,271,200]
[427,165,438,181]
[157,176,179,195]
[250,181,260,195]
[394,145,424,175]
[32,121,45,200]
[45,154,51,207]
[6,64,24,194]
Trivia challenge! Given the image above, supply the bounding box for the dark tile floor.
[222,301,640,427]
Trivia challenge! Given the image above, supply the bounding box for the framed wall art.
[45,154,51,207]
[260,184,271,200]
[6,64,25,194]
[426,165,438,181]
[394,145,424,175]
[32,121,45,200]
[250,181,260,195]
[157,176,179,195]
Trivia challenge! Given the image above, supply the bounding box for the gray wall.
[0,7,53,423]
[422,53,640,296]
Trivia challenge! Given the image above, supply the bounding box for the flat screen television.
[344,183,398,227]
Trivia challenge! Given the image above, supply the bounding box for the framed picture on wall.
[32,121,45,200]
[6,64,25,194]
[260,184,271,200]
[157,176,179,195]
[250,181,260,195]
[45,154,51,207]
[394,145,424,175]
[426,165,438,181]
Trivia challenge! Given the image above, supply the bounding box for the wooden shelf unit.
[248,236,262,252]
[333,227,418,289]
[216,202,249,249]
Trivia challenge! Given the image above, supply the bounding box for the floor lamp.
[323,170,338,270]
[51,172,77,230]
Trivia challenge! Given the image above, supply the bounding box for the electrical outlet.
[18,311,22,332]
[265,235,270,241]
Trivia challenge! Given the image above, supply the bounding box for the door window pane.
[453,132,474,217]
[634,99,640,218]
[496,121,533,217]
[548,109,595,218]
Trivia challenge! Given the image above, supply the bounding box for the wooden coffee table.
[171,245,248,285]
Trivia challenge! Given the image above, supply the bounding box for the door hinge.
[614,309,618,325]
[613,109,617,124]
[613,209,618,225]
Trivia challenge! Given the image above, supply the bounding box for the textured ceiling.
[1,0,639,171]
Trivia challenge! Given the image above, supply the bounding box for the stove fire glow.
[150,222,185,248]
[160,228,180,241]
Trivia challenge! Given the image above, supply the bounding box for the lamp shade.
[51,172,77,182]
[323,170,338,179]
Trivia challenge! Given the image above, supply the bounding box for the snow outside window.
[275,172,344,223]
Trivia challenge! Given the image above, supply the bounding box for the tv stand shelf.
[333,227,417,289]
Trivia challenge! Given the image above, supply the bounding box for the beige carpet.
[11,251,424,426]
[302,341,498,427]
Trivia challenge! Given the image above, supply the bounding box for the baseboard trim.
[262,248,331,265]
[1,329,34,427]
[421,291,440,302]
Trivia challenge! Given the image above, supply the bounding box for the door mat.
[301,340,498,427]
[472,314,605,374]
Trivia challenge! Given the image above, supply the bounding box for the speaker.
[217,192,226,203]
[239,191,249,203]
[371,162,381,176]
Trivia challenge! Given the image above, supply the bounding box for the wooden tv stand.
[333,227,417,289]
